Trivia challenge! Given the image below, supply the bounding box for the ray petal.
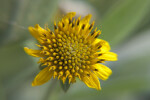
[93,39,111,52]
[92,64,112,80]
[32,66,53,86]
[62,12,76,20]
[81,14,92,24]
[98,52,118,61]
[28,24,50,43]
[24,47,45,57]
[81,71,101,90]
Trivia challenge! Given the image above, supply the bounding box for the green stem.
[43,79,58,100]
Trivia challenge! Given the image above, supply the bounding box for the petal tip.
[69,12,76,16]
[24,47,29,53]
[32,81,36,86]
[28,26,34,31]
[97,86,101,90]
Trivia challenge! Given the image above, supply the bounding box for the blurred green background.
[0,0,150,100]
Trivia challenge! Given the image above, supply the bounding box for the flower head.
[24,12,117,90]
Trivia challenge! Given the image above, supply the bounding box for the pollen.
[24,12,118,90]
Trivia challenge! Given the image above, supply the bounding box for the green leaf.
[100,0,150,46]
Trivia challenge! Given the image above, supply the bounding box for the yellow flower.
[24,12,117,90]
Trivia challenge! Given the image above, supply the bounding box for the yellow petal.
[32,66,53,86]
[100,40,111,52]
[92,64,112,80]
[28,26,40,40]
[93,39,111,52]
[81,14,92,24]
[93,38,101,44]
[34,24,49,35]
[98,52,118,61]
[81,71,101,90]
[28,24,49,43]
[62,12,76,20]
[24,47,45,57]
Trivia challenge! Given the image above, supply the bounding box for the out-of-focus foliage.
[100,0,150,46]
[0,0,150,100]
[0,0,58,45]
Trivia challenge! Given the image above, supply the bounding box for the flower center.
[42,32,93,82]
